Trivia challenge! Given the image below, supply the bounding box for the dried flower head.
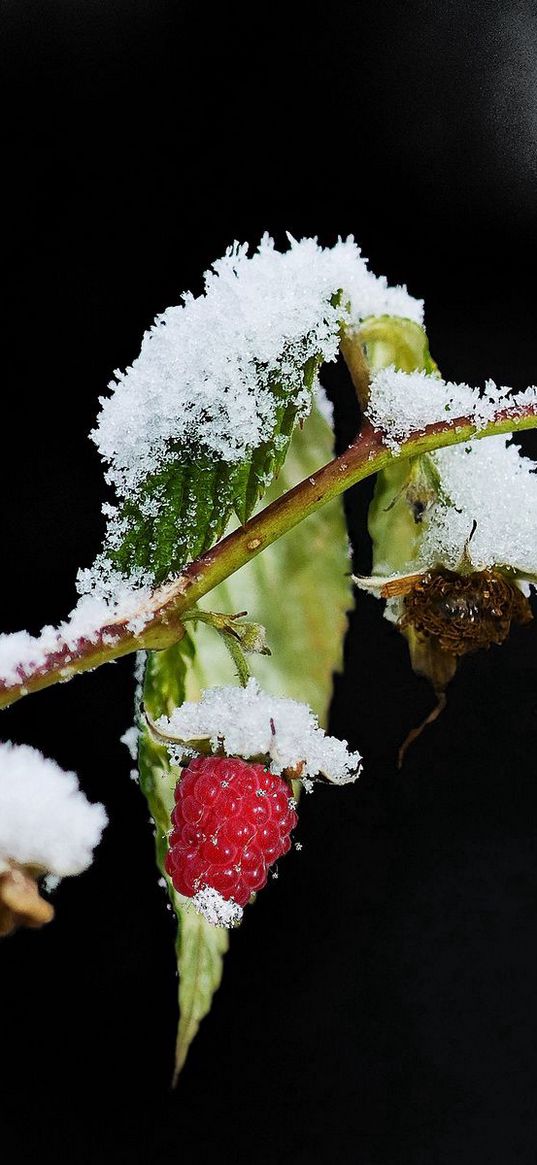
[399,569,532,656]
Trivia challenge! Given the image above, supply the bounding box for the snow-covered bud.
[0,742,107,935]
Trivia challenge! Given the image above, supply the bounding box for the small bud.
[226,619,271,656]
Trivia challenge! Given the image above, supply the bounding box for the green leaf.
[362,319,456,707]
[173,907,228,1082]
[138,639,232,1081]
[359,314,438,378]
[136,395,353,1079]
[181,398,353,724]
[364,318,440,578]
[368,454,441,577]
[107,352,326,584]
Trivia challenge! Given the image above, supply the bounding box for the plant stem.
[1,402,536,710]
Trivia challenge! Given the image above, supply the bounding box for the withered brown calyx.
[393,568,532,766]
[0,863,54,937]
[399,568,532,656]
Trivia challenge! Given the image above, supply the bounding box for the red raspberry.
[165,755,298,908]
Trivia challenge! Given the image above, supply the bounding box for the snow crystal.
[76,563,153,619]
[0,584,153,688]
[420,435,537,574]
[313,380,335,427]
[0,742,107,875]
[191,885,243,928]
[366,368,537,451]
[155,678,362,785]
[92,235,422,504]
[121,725,139,761]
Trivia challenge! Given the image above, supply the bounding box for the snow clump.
[0,742,107,876]
[154,678,362,785]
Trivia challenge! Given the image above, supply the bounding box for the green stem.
[1,402,536,710]
[181,608,252,686]
[220,635,251,688]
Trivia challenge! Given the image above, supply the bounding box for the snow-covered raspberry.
[165,755,298,913]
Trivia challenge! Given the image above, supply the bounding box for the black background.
[2,2,537,1162]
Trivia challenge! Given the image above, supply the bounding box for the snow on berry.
[165,755,298,924]
[190,885,244,928]
[154,678,362,785]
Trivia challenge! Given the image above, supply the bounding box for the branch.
[1,402,536,710]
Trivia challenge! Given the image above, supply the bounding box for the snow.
[6,238,537,692]
[313,380,334,427]
[420,435,537,574]
[2,369,536,690]
[0,742,107,875]
[92,235,422,504]
[191,885,243,928]
[120,725,139,761]
[76,564,153,627]
[364,365,537,575]
[0,235,423,670]
[155,678,362,785]
[366,367,537,451]
[0,584,153,687]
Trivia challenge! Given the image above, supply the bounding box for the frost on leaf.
[87,235,422,590]
[153,678,362,785]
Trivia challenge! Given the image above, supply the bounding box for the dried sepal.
[356,566,533,764]
[399,568,532,656]
[0,861,54,937]
[353,571,427,599]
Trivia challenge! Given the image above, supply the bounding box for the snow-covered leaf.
[88,236,422,591]
[105,353,323,582]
